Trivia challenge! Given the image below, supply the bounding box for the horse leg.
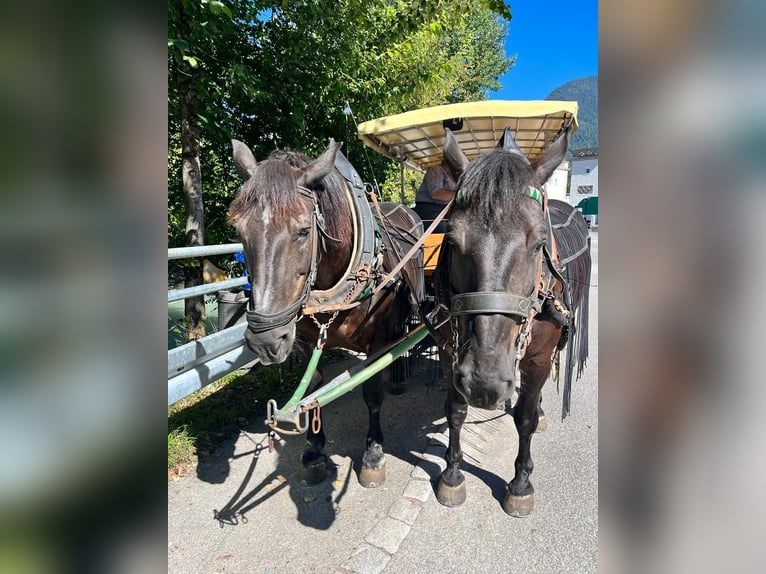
[504,369,547,517]
[385,356,407,395]
[300,369,329,485]
[436,384,469,507]
[359,374,386,487]
[536,393,547,433]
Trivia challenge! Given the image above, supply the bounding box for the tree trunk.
[178,66,206,342]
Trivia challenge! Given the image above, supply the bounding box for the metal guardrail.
[168,243,256,406]
[168,276,249,302]
[168,243,244,260]
[168,323,248,378]
[168,344,259,406]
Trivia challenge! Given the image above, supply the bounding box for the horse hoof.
[436,479,466,507]
[535,415,547,433]
[502,491,535,517]
[300,460,328,486]
[358,464,386,488]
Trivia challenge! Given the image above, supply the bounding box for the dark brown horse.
[433,126,591,516]
[228,138,423,487]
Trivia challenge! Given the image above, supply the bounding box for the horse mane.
[228,149,353,246]
[456,150,534,221]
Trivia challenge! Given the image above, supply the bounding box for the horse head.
[440,126,570,408]
[228,138,342,364]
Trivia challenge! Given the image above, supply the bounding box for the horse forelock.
[228,149,352,246]
[228,154,305,225]
[455,151,534,221]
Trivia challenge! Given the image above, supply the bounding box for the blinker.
[525,186,543,207]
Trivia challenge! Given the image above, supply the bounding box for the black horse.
[432,126,591,516]
[228,139,423,487]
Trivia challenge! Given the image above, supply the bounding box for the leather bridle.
[447,185,546,317]
[443,185,549,373]
[245,185,320,334]
[244,147,381,337]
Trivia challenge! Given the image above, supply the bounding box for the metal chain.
[451,316,460,372]
[311,402,321,434]
[309,310,339,349]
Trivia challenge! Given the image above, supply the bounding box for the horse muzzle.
[243,321,295,365]
[243,299,302,364]
[454,352,516,409]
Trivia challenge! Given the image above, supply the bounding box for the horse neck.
[312,191,354,289]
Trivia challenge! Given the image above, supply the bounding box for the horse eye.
[297,227,310,239]
[535,240,546,252]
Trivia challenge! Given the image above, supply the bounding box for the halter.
[447,185,544,317]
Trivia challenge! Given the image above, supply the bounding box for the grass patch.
[168,426,195,470]
[167,357,307,476]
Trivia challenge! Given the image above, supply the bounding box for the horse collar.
[301,149,379,315]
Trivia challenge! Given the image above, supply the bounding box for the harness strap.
[557,242,590,266]
[419,303,454,353]
[367,191,419,306]
[451,291,537,318]
[370,199,454,297]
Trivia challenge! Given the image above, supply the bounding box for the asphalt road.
[168,230,598,574]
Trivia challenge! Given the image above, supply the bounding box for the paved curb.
[338,404,518,573]
[338,424,450,574]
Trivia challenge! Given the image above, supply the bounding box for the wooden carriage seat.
[423,232,444,278]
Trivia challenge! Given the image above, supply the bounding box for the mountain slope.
[546,75,597,152]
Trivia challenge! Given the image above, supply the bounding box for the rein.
[369,196,454,299]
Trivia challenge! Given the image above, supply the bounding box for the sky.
[489,1,598,100]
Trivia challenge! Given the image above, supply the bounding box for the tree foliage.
[168,0,513,246]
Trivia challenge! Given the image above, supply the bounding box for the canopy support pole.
[400,160,406,204]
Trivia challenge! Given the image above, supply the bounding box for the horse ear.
[496,127,529,163]
[443,128,468,179]
[232,139,258,180]
[532,127,570,184]
[297,139,342,187]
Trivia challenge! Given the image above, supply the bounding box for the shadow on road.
[206,353,447,531]
[210,431,349,531]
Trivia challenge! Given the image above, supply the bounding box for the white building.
[543,160,570,202]
[568,147,598,225]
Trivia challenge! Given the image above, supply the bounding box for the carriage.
[357,99,579,278]
[229,99,591,514]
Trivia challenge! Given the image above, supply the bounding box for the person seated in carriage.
[413,157,457,233]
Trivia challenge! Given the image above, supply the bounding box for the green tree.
[444,9,514,102]
[169,0,259,340]
[168,1,514,313]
